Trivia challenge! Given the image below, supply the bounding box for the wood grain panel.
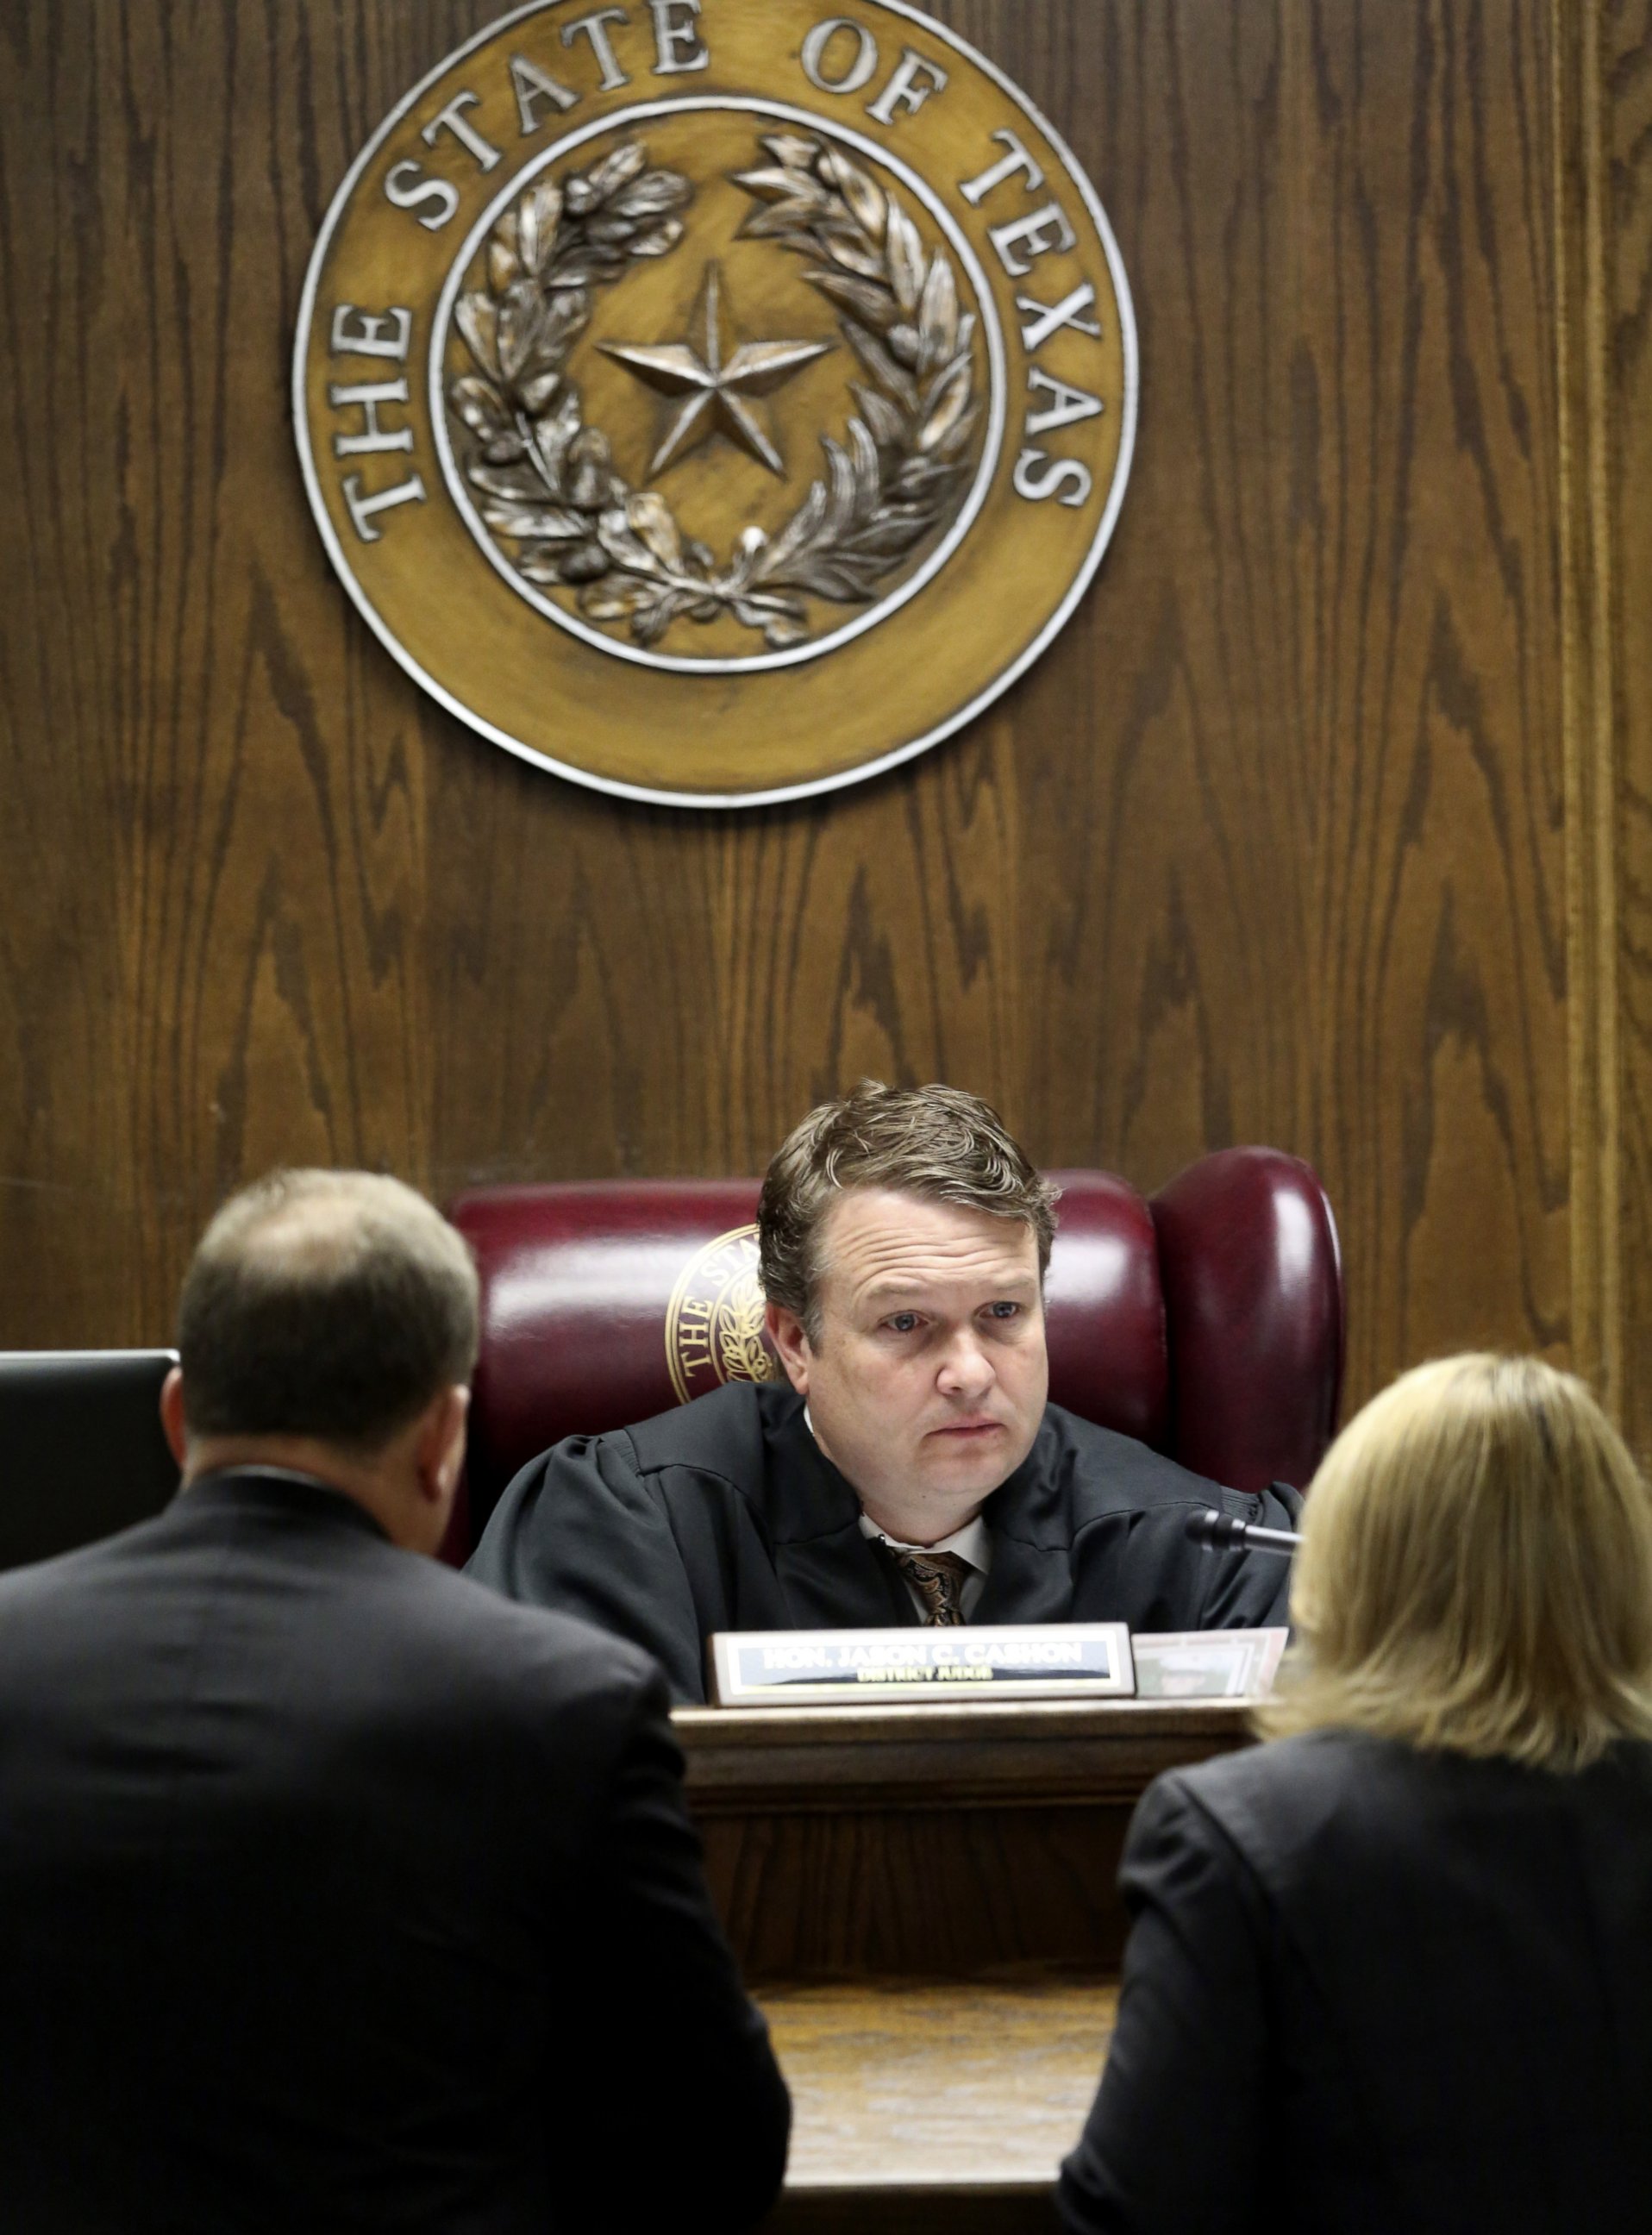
[0,2,479,1337]
[1602,0,1652,1461]
[0,1,1593,1433]
[676,1696,1252,1806]
[1553,0,1619,1425]
[759,1976,1115,2226]
[699,1802,1130,1980]
[682,1698,1248,1978]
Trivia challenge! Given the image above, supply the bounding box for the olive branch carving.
[718,1270,777,1385]
[446,133,983,653]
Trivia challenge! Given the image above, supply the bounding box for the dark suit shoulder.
[1151,1728,1652,1893]
[372,1551,663,1710]
[1136,1731,1379,1875]
[311,1549,673,1785]
[0,1494,222,1604]
[0,1482,660,1747]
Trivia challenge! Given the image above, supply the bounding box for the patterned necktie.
[888,1547,973,1625]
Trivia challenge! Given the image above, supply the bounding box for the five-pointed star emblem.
[599,261,834,479]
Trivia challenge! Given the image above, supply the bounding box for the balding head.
[177,1169,479,1467]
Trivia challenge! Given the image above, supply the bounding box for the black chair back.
[0,1351,180,1570]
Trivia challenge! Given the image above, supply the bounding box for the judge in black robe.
[467,1380,1301,1703]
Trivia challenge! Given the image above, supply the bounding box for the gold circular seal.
[294,2,1136,804]
[665,1224,778,1405]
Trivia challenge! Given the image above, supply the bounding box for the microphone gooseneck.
[1186,1507,1303,1556]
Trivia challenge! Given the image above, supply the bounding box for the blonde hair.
[1261,1353,1652,1770]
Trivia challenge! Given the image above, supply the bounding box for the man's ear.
[415,1385,471,1508]
[160,1367,189,1468]
[765,1301,811,1394]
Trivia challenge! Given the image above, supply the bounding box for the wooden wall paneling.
[0,0,1599,1426]
[130,3,435,1329]
[750,729,1027,1142]
[1603,0,1652,1457]
[0,3,145,1343]
[940,1,1573,1399]
[1023,0,1323,1187]
[0,3,486,1342]
[425,634,1030,1188]
[1556,0,1622,1424]
[427,762,706,1188]
[1317,0,1571,1386]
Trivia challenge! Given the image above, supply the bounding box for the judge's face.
[767,1189,1048,1533]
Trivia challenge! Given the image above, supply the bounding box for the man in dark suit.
[0,1169,788,2234]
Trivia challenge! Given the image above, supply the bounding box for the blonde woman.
[1058,1353,1652,2234]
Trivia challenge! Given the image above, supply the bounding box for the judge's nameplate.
[709,1624,1134,1706]
[294,1,1136,805]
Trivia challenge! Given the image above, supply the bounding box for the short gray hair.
[759,1080,1060,1337]
[178,1170,479,1454]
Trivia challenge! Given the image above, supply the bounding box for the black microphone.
[1186,1507,1303,1556]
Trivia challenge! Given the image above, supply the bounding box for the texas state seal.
[294,2,1136,804]
[665,1224,777,1405]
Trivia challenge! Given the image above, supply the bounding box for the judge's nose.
[935,1330,996,1403]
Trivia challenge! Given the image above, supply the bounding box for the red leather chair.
[444,1148,1343,1559]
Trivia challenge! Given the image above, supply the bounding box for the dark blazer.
[467,1381,1301,1701]
[0,1468,789,2234]
[1058,1728,1652,2234]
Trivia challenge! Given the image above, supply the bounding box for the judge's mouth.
[927,1418,1005,1442]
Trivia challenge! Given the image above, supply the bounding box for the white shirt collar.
[803,1400,993,1574]
[855,1509,992,1573]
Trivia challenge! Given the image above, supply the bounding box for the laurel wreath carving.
[718,1270,777,1385]
[447,133,982,652]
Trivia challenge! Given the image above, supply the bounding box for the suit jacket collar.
[180,1465,392,1543]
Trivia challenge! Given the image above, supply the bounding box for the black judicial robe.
[467,1383,1302,1702]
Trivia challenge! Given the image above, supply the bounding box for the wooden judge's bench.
[677,1695,1255,2232]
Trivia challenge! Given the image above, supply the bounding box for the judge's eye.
[883,1312,923,1334]
[986,1301,1022,1321]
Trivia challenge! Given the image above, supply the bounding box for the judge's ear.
[160,1367,189,1468]
[765,1301,812,1394]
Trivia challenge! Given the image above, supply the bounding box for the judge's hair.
[178,1169,479,1455]
[760,1080,1059,1338]
[1261,1353,1652,1771]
